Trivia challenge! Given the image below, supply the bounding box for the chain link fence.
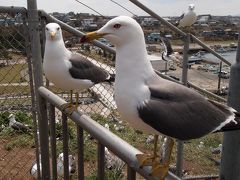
[0,8,37,179]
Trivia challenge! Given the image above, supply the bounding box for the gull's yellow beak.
[50,32,56,40]
[80,32,106,43]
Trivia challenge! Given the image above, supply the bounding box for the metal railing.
[38,86,180,180]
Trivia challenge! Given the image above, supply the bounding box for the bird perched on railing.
[175,4,197,28]
[43,23,114,114]
[81,16,240,179]
[57,153,76,179]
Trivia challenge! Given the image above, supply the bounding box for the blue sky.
[1,0,240,16]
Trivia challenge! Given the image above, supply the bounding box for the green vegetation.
[0,111,34,151]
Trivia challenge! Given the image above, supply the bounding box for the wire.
[109,0,137,16]
[74,0,105,17]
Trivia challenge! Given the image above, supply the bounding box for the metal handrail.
[38,86,180,180]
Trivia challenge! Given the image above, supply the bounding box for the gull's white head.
[45,23,63,41]
[81,16,144,47]
[188,4,195,11]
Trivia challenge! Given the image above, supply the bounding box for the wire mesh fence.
[0,9,37,179]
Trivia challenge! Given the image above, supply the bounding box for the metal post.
[49,104,57,180]
[23,13,41,180]
[127,166,136,180]
[62,113,69,180]
[176,34,190,177]
[27,0,50,178]
[220,32,240,180]
[181,34,190,85]
[77,125,84,180]
[97,142,105,180]
[217,61,222,94]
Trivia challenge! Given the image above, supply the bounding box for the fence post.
[220,32,240,180]
[27,0,50,179]
[176,34,190,177]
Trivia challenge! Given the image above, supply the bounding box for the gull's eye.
[57,27,60,31]
[46,27,49,31]
[113,23,121,29]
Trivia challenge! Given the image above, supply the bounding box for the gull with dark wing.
[43,23,114,114]
[81,16,240,179]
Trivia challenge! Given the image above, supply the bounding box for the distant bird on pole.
[176,4,197,28]
[81,16,240,179]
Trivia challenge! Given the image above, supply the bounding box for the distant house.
[81,18,98,31]
[140,17,159,27]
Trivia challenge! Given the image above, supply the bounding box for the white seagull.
[176,4,197,28]
[57,153,76,178]
[43,23,113,114]
[81,16,240,179]
[8,114,30,132]
[160,36,182,63]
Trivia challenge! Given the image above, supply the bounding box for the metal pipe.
[22,13,41,180]
[77,125,84,180]
[27,0,50,178]
[181,34,190,85]
[62,113,70,180]
[127,166,136,180]
[217,61,222,93]
[176,34,190,177]
[220,32,240,180]
[38,86,180,180]
[97,142,105,180]
[49,104,57,180]
[176,141,184,177]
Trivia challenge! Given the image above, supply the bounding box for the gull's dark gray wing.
[138,79,237,140]
[175,13,184,26]
[69,53,110,84]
